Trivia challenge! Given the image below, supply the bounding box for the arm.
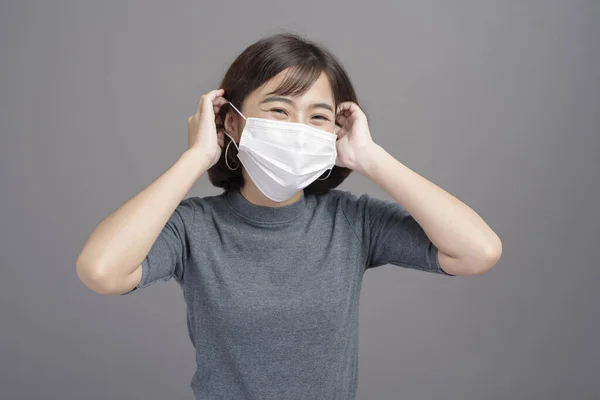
[360,145,502,276]
[76,149,209,295]
[335,102,502,276]
[76,89,227,295]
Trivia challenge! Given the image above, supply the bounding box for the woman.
[76,33,502,400]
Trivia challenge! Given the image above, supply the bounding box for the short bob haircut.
[208,33,362,195]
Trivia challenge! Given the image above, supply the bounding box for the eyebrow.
[261,96,334,113]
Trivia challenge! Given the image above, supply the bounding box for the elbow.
[76,255,120,296]
[439,236,502,276]
[468,238,503,275]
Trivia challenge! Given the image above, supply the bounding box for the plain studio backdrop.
[1,1,599,399]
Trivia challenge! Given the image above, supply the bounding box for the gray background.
[1,0,598,399]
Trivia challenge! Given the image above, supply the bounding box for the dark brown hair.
[208,33,361,195]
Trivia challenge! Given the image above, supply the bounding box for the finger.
[213,98,228,116]
[336,101,360,115]
[217,131,225,148]
[337,102,364,124]
[213,96,228,107]
[212,96,228,111]
[336,114,349,127]
[205,88,225,101]
[197,89,225,112]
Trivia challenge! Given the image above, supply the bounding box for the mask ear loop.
[316,121,339,181]
[223,132,240,171]
[222,101,247,171]
[227,101,247,121]
[317,167,333,181]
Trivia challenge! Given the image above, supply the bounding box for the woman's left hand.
[334,101,379,174]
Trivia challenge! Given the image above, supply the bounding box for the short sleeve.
[340,191,453,275]
[122,198,196,294]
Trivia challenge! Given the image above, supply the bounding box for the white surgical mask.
[223,102,337,202]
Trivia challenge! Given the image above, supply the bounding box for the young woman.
[76,33,502,400]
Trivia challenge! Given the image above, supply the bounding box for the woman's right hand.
[187,88,227,169]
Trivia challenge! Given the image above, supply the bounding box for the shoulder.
[320,189,394,218]
[312,189,356,214]
[174,192,228,223]
[316,189,363,206]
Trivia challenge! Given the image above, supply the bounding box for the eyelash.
[271,108,330,121]
[271,108,287,115]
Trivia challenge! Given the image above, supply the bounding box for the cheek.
[321,120,337,134]
[237,119,247,136]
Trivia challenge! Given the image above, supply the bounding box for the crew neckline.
[225,188,310,224]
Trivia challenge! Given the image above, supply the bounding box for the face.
[225,69,336,139]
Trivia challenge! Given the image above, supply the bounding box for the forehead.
[254,69,335,106]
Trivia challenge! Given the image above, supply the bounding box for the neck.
[240,169,302,207]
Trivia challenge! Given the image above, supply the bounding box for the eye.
[312,115,331,121]
[271,108,288,115]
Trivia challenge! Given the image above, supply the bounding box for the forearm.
[361,144,502,263]
[76,149,209,282]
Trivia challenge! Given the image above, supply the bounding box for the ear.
[223,107,241,141]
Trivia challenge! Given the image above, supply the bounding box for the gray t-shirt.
[126,189,452,399]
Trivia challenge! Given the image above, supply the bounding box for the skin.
[76,69,502,296]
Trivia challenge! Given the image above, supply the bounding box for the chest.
[185,215,364,346]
